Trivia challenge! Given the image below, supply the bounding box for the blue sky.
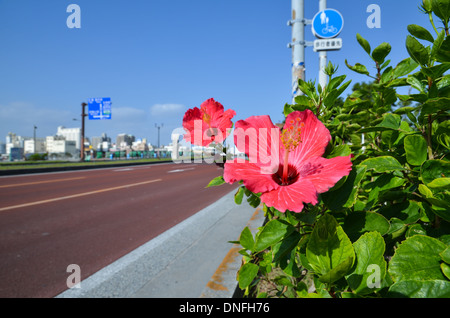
[0,1,432,146]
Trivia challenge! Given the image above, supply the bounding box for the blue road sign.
[88,97,111,120]
[311,9,344,39]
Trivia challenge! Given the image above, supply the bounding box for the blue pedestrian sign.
[312,9,344,39]
[88,97,111,120]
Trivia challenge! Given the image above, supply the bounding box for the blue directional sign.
[88,97,111,120]
[312,9,344,39]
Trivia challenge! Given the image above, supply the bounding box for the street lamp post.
[80,102,87,161]
[33,125,37,154]
[155,123,163,157]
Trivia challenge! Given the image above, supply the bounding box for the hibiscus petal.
[260,179,318,213]
[233,115,280,168]
[286,110,331,165]
[300,155,352,194]
[224,160,279,193]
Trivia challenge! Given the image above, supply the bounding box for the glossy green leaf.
[372,42,392,64]
[440,247,450,264]
[420,97,450,116]
[389,235,448,282]
[441,263,450,280]
[431,30,446,60]
[206,175,225,187]
[421,159,450,189]
[322,165,366,211]
[306,214,355,283]
[345,60,370,75]
[388,280,450,298]
[254,219,295,253]
[404,135,427,166]
[239,227,254,252]
[360,156,405,173]
[407,24,435,42]
[346,232,387,295]
[343,212,390,242]
[431,0,450,21]
[406,35,429,66]
[234,186,245,204]
[392,58,419,78]
[238,263,259,289]
[356,33,371,55]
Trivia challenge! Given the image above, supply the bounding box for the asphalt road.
[0,162,237,298]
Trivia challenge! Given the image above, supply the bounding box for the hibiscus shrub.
[182,0,450,298]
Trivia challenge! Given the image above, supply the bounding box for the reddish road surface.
[0,162,237,298]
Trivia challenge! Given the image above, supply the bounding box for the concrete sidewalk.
[56,189,265,298]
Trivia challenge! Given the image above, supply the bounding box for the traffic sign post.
[88,97,112,120]
[313,38,343,52]
[311,9,344,39]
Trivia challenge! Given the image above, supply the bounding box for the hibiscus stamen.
[281,118,304,184]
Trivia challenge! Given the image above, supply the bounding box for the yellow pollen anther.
[281,120,304,152]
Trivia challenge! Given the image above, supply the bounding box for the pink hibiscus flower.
[182,98,236,147]
[224,109,352,213]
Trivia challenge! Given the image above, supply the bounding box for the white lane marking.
[0,179,162,212]
[0,176,86,188]
[167,168,195,173]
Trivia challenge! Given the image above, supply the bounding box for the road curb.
[200,207,265,298]
[55,189,262,298]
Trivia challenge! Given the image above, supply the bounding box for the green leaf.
[432,0,450,21]
[388,235,448,282]
[239,227,254,252]
[234,186,245,204]
[421,159,450,189]
[431,30,446,60]
[420,97,450,115]
[346,232,387,295]
[440,247,450,264]
[407,75,426,93]
[360,156,405,173]
[359,113,401,132]
[406,35,430,66]
[206,175,225,187]
[392,58,419,78]
[356,33,371,55]
[372,42,392,64]
[404,135,428,166]
[388,280,450,298]
[343,212,390,242]
[306,214,355,284]
[407,24,435,42]
[345,60,370,75]
[322,165,367,211]
[238,263,259,289]
[441,263,450,280]
[253,219,295,253]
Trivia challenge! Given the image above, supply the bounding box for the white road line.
[167,168,196,173]
[0,179,162,212]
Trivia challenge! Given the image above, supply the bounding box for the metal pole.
[290,0,305,103]
[318,0,328,88]
[33,125,37,154]
[81,102,87,161]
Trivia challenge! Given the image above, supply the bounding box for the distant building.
[24,138,46,154]
[46,136,77,156]
[56,126,81,150]
[116,133,135,150]
[91,133,111,152]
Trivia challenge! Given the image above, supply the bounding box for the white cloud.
[150,103,186,117]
